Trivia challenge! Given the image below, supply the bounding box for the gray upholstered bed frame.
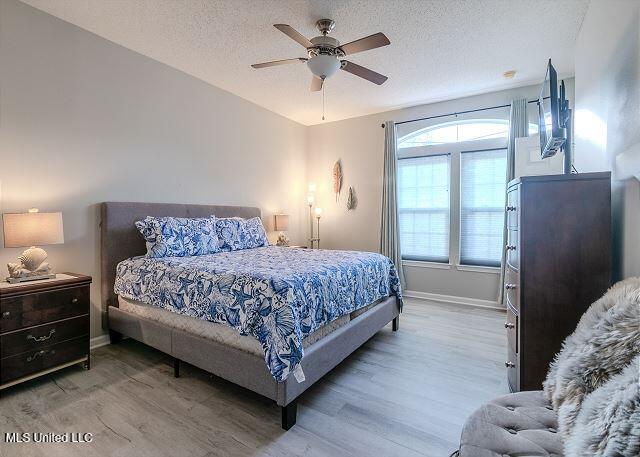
[100,202,400,430]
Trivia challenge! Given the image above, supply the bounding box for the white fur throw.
[565,356,640,456]
[543,277,640,454]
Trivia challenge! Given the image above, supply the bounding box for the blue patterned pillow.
[135,216,219,258]
[215,217,269,251]
[243,217,270,249]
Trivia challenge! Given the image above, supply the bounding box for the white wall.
[307,81,574,304]
[0,0,308,339]
[574,0,640,279]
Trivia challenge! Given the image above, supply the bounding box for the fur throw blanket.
[543,277,640,456]
[565,356,640,456]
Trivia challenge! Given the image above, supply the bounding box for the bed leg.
[281,401,297,430]
[173,358,180,378]
[109,329,123,344]
[392,316,399,332]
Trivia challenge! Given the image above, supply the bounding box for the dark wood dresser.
[504,172,611,392]
[0,273,91,390]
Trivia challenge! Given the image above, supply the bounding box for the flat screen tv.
[538,60,566,158]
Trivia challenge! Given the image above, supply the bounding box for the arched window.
[397,117,538,268]
[398,119,539,148]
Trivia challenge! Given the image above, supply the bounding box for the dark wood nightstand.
[0,273,92,390]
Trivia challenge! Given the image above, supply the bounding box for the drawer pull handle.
[27,329,56,342]
[505,361,516,368]
[505,245,516,251]
[505,284,517,290]
[27,349,56,362]
[506,206,517,211]
[504,322,515,329]
[1,311,10,318]
[72,298,79,304]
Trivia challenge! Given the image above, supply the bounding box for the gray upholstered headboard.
[100,202,261,309]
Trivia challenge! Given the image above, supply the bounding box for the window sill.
[455,264,501,274]
[402,260,452,270]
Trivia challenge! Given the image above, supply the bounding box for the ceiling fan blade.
[251,58,307,69]
[341,61,388,85]
[274,24,314,48]
[310,76,323,92]
[339,32,390,55]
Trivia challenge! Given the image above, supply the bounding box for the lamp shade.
[274,214,290,231]
[3,211,64,248]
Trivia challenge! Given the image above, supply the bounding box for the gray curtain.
[381,121,405,288]
[498,98,528,304]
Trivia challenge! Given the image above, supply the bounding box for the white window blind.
[459,149,507,267]
[398,155,450,262]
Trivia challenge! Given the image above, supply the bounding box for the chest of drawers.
[0,273,92,390]
[504,173,612,392]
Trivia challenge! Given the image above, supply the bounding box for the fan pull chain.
[322,82,325,121]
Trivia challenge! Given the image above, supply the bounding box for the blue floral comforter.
[114,246,402,382]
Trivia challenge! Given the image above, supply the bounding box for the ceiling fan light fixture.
[307,55,341,79]
[252,20,390,90]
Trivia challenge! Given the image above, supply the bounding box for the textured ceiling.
[22,0,590,126]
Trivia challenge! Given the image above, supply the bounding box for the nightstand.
[0,273,92,390]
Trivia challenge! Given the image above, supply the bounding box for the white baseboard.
[404,289,504,311]
[90,334,111,350]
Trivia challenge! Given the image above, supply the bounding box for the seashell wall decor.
[346,187,357,211]
[332,160,343,202]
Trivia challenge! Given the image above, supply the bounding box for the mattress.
[118,295,355,356]
[114,246,402,381]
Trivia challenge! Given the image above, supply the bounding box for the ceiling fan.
[251,19,390,91]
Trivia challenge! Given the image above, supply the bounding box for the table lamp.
[274,214,290,246]
[3,209,64,283]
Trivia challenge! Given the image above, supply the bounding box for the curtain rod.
[380,99,541,128]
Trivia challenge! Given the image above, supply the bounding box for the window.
[398,119,539,148]
[460,149,508,266]
[398,155,450,262]
[397,117,510,268]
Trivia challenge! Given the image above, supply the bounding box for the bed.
[100,202,402,429]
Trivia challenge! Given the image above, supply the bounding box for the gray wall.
[3,0,633,343]
[306,81,574,304]
[0,0,308,339]
[574,0,640,280]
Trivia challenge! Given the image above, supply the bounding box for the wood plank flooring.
[0,300,508,457]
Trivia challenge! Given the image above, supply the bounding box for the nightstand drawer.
[0,336,87,385]
[0,285,89,333]
[1,315,89,358]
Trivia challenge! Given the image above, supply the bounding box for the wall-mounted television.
[538,60,567,158]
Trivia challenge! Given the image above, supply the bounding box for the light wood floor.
[0,300,508,457]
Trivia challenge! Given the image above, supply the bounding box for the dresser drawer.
[0,336,87,385]
[506,188,519,230]
[506,229,519,271]
[506,346,519,392]
[1,315,88,358]
[505,267,520,312]
[506,305,518,354]
[0,286,89,333]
